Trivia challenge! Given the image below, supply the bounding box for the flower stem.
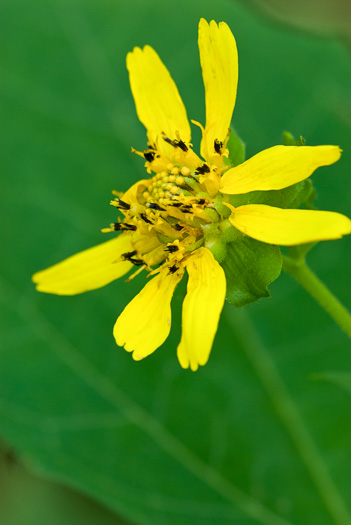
[282,255,351,338]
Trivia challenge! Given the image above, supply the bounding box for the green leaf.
[313,372,351,395]
[1,0,351,524]
[228,180,313,210]
[221,237,282,307]
[288,179,316,209]
[226,128,246,166]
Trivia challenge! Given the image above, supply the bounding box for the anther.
[113,223,137,231]
[121,250,145,266]
[173,223,184,231]
[140,213,153,224]
[162,133,188,152]
[147,202,166,211]
[129,258,145,266]
[195,164,210,175]
[174,139,188,152]
[180,205,192,213]
[143,150,155,162]
[168,264,179,274]
[165,245,179,253]
[122,250,138,259]
[214,139,223,154]
[114,198,131,210]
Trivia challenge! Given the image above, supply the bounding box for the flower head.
[33,19,351,371]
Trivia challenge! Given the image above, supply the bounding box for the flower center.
[103,137,231,279]
[142,166,189,206]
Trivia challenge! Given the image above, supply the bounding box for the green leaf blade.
[222,238,282,307]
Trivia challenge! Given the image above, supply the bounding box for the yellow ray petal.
[32,235,133,295]
[177,248,226,371]
[114,268,183,360]
[220,145,342,195]
[198,19,238,160]
[122,178,151,206]
[127,45,191,155]
[229,204,351,246]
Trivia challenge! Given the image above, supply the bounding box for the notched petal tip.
[198,17,238,161]
[176,248,226,371]
[114,269,182,360]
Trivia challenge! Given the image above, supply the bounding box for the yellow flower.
[33,19,351,371]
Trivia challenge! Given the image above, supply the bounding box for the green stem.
[226,308,351,525]
[282,255,351,338]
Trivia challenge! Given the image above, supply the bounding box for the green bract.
[219,130,318,307]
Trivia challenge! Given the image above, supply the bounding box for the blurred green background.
[1,0,351,524]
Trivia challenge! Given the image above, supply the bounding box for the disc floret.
[103,134,232,280]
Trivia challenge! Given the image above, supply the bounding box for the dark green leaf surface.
[228,181,313,210]
[1,1,351,524]
[227,127,246,166]
[315,372,351,395]
[222,238,282,307]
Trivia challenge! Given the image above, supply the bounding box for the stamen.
[147,202,166,211]
[195,164,210,175]
[162,133,188,152]
[125,265,146,283]
[140,213,153,224]
[143,151,155,162]
[122,250,138,258]
[180,205,193,213]
[121,250,145,266]
[174,140,188,152]
[113,198,131,210]
[129,258,145,266]
[113,223,137,231]
[214,139,223,154]
[165,245,179,253]
[168,264,179,274]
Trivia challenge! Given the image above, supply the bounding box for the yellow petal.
[114,268,183,360]
[229,204,351,246]
[177,248,226,371]
[220,145,342,194]
[32,235,133,295]
[198,19,238,160]
[122,178,151,206]
[127,45,191,155]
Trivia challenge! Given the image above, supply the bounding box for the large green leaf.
[314,372,351,395]
[1,0,351,524]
